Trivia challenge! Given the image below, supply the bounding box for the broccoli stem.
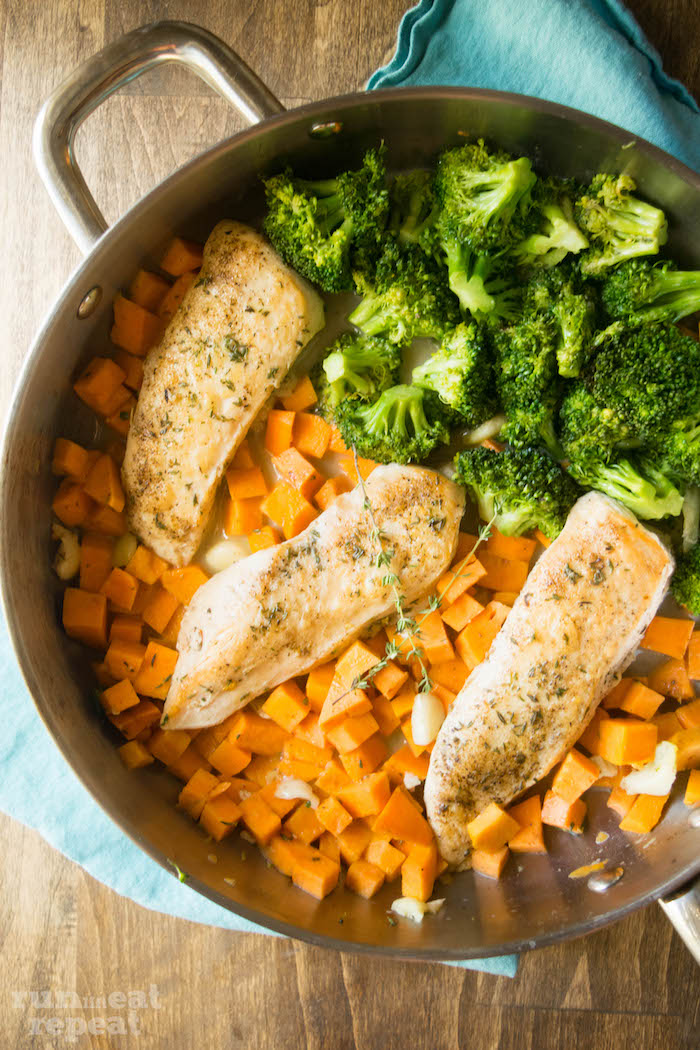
[443,241,494,314]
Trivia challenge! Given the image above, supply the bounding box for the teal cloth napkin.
[2,0,697,981]
[368,0,700,173]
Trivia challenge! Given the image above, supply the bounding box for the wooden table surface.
[1,2,699,1047]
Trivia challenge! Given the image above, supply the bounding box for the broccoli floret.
[388,170,438,247]
[671,543,700,615]
[434,140,537,254]
[455,446,581,539]
[262,147,389,291]
[333,384,449,464]
[649,416,700,487]
[493,316,562,455]
[412,322,498,426]
[511,176,589,269]
[523,265,598,378]
[601,258,700,325]
[575,173,667,277]
[589,323,700,442]
[568,454,684,520]
[348,240,460,343]
[559,382,634,467]
[312,332,401,418]
[437,242,523,321]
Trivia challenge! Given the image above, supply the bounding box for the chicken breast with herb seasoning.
[162,464,464,729]
[122,221,324,565]
[425,492,674,868]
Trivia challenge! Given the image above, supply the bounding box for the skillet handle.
[33,21,284,253]
[660,874,700,965]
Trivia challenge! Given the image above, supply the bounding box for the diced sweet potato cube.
[111,295,162,356]
[52,479,93,527]
[208,736,252,778]
[101,678,140,715]
[336,771,391,819]
[100,568,139,611]
[261,482,317,539]
[291,850,339,899]
[551,749,600,803]
[618,681,665,720]
[598,719,658,766]
[200,796,242,841]
[441,591,484,632]
[293,412,331,458]
[467,802,519,851]
[265,410,295,456]
[472,845,510,879]
[226,465,267,501]
[109,700,160,740]
[148,727,191,765]
[84,453,125,512]
[62,588,107,648]
[325,713,380,754]
[167,746,211,782]
[346,858,385,898]
[158,272,196,323]
[274,447,322,501]
[640,616,695,661]
[104,638,146,680]
[670,727,700,770]
[281,374,317,412]
[160,236,203,276]
[261,680,309,732]
[684,769,700,805]
[317,796,353,837]
[688,632,700,681]
[401,842,437,901]
[283,803,324,845]
[314,474,353,511]
[647,658,694,700]
[118,740,154,770]
[541,790,586,833]
[52,438,89,481]
[132,642,178,699]
[336,821,372,865]
[73,357,127,413]
[364,838,405,880]
[373,785,433,845]
[619,793,669,833]
[160,566,209,605]
[239,794,281,845]
[436,556,487,606]
[339,734,387,781]
[79,533,113,592]
[248,526,281,553]
[507,796,546,853]
[305,660,336,711]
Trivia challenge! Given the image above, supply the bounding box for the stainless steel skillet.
[1,20,699,962]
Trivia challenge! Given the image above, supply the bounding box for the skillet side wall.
[2,89,700,958]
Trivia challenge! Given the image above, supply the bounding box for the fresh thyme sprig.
[352,447,434,694]
[333,456,497,705]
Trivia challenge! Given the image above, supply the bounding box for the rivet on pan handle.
[32,21,285,254]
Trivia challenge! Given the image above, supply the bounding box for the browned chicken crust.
[122,221,324,565]
[163,465,465,729]
[425,492,674,867]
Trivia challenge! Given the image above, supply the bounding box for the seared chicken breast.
[122,221,324,565]
[425,492,674,867]
[163,465,465,729]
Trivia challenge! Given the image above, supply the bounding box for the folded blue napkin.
[368,0,699,173]
[2,0,696,981]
